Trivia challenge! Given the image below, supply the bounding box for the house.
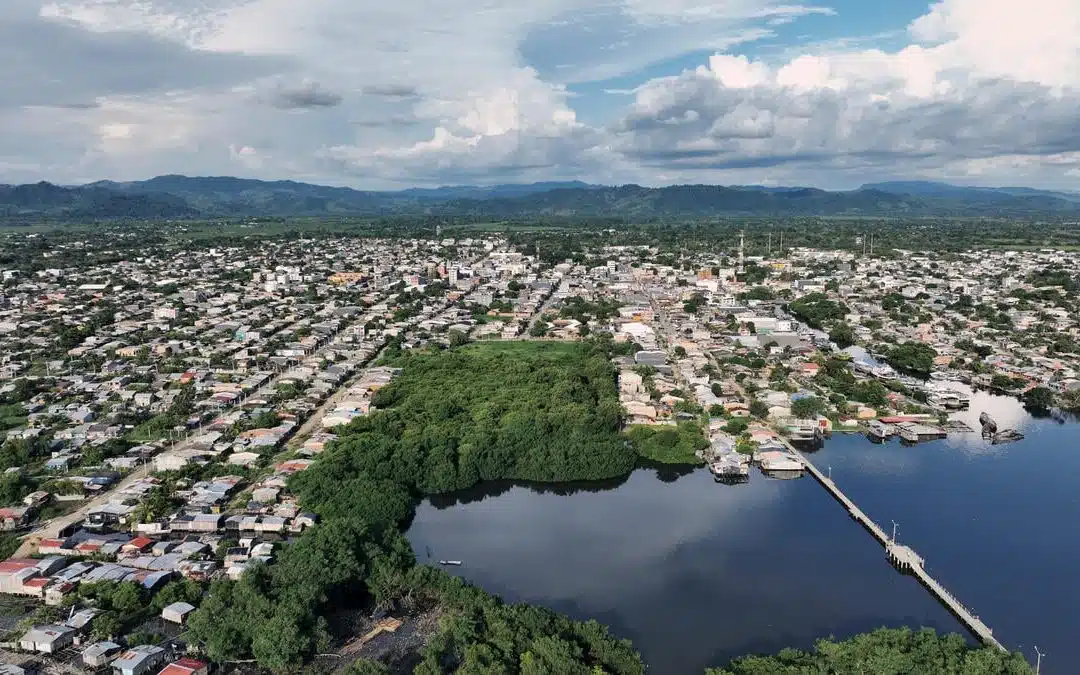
[65,607,104,644]
[87,502,137,531]
[122,537,154,554]
[112,645,167,675]
[0,558,45,595]
[0,506,32,531]
[23,491,51,508]
[20,624,76,653]
[227,451,260,467]
[161,602,196,625]
[158,659,209,675]
[83,641,123,668]
[45,456,73,472]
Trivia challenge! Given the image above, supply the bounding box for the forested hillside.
[5,175,1080,220]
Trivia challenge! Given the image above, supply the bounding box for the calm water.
[407,389,1078,673]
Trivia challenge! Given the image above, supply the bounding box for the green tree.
[1022,386,1055,410]
[724,417,750,434]
[828,321,856,348]
[345,660,390,675]
[852,380,890,408]
[884,342,938,376]
[707,627,1032,675]
[791,396,827,419]
[447,329,469,347]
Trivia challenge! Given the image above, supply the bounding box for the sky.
[3,0,1080,190]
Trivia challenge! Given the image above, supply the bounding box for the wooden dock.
[781,441,1006,652]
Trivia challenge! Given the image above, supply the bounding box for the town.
[0,224,1073,673]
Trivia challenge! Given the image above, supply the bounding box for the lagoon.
[407,389,1076,673]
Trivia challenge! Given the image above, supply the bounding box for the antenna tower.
[738,230,746,275]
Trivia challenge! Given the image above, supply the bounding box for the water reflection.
[407,389,1077,673]
[427,474,634,509]
[943,384,1031,451]
[409,467,958,673]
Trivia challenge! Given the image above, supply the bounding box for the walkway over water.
[783,441,1006,652]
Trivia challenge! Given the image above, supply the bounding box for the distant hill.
[0,182,197,219]
[87,175,393,216]
[439,184,933,218]
[3,175,1080,220]
[863,180,1080,204]
[397,181,600,200]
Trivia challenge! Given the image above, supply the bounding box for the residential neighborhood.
[1,228,1078,672]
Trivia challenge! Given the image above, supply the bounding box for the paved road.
[12,307,372,557]
[13,463,152,557]
[521,285,560,336]
[286,272,482,450]
[284,343,388,451]
[13,263,487,558]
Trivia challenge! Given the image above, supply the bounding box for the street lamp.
[891,520,899,544]
[1034,646,1044,675]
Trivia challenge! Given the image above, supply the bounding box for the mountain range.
[2,175,1079,220]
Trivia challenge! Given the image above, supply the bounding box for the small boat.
[438,560,463,566]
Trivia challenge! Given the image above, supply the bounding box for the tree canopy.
[189,340,645,673]
[884,342,939,376]
[789,293,848,330]
[707,627,1032,675]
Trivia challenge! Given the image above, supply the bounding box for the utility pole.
[1034,646,1044,675]
[870,232,874,256]
[779,231,783,256]
[767,232,772,258]
[738,230,745,276]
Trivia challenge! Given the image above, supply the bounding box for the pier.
[781,441,1006,652]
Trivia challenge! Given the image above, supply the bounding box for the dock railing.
[778,438,1007,653]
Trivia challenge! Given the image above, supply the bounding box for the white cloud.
[2,0,1080,188]
[909,0,1080,88]
[612,0,1080,187]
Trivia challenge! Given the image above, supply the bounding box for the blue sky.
[559,0,926,127]
[3,0,1080,190]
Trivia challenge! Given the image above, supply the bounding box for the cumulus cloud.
[612,0,1080,185]
[0,0,285,110]
[2,0,1080,188]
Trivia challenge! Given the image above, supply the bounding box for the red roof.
[125,536,153,550]
[158,657,207,675]
[39,538,68,549]
[24,577,49,588]
[0,558,38,574]
[49,581,74,594]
